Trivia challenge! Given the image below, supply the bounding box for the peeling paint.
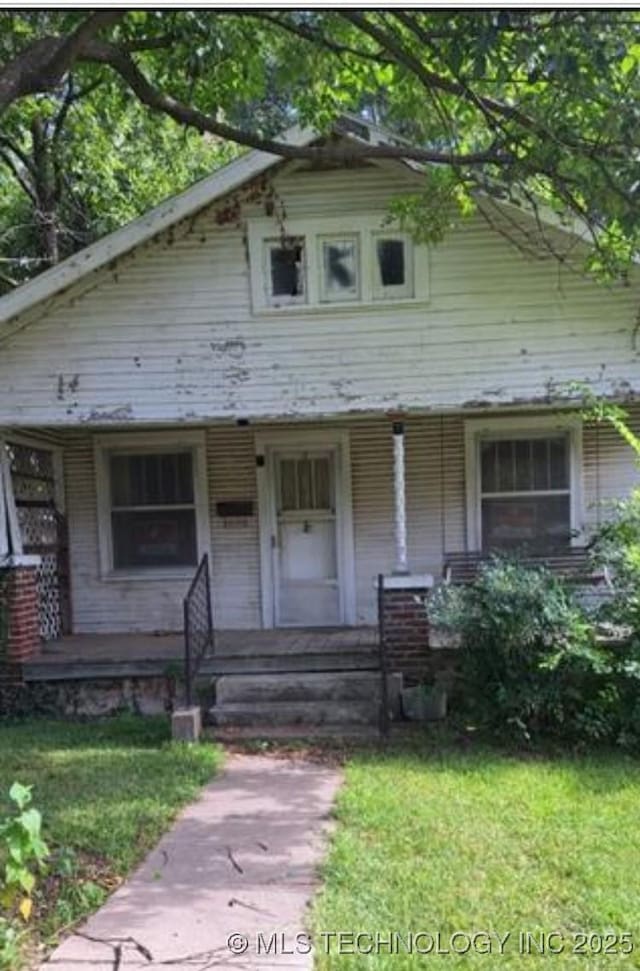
[210,339,246,359]
[82,405,133,423]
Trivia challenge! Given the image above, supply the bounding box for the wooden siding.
[1,164,639,426]
[62,409,640,633]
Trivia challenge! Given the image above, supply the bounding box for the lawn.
[0,715,221,963]
[312,732,640,969]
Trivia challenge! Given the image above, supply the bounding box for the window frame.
[94,430,210,581]
[318,233,361,304]
[371,231,413,300]
[248,215,429,314]
[263,236,307,308]
[464,414,584,553]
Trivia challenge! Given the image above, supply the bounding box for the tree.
[1,9,639,280]
[0,76,239,292]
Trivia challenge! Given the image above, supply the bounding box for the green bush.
[590,490,640,635]
[428,557,640,746]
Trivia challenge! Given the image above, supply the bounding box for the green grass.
[313,732,640,969]
[0,715,221,956]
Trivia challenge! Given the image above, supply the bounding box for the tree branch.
[80,39,512,167]
[0,11,125,113]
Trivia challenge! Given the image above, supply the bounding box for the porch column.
[392,420,408,575]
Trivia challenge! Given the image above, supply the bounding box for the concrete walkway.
[42,754,342,970]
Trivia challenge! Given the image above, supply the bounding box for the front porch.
[22,626,379,681]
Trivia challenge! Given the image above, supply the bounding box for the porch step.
[202,649,379,676]
[215,670,390,705]
[206,724,381,742]
[207,670,402,731]
[207,699,379,728]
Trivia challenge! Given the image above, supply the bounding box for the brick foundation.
[381,582,459,687]
[0,564,41,665]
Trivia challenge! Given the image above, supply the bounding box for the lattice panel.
[7,442,54,481]
[36,553,62,641]
[11,473,54,504]
[7,440,68,642]
[17,506,58,548]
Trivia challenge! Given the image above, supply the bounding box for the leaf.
[18,808,41,840]
[18,896,32,921]
[8,784,32,811]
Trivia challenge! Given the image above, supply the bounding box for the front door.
[274,448,340,626]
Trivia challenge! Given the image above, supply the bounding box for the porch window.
[465,416,583,554]
[109,451,197,569]
[479,436,571,552]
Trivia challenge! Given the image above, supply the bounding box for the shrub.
[590,490,640,635]
[428,557,640,746]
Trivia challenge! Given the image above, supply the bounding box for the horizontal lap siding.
[1,166,639,425]
[63,409,639,633]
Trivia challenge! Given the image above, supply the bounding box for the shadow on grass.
[343,720,640,796]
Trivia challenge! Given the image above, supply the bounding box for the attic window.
[248,215,429,312]
[266,237,306,305]
[373,234,412,299]
[320,236,360,303]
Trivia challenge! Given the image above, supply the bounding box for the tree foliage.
[1,9,639,283]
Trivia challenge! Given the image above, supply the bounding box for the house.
[0,118,638,726]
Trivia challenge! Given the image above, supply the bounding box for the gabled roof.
[0,124,320,327]
[0,114,602,330]
[0,114,428,329]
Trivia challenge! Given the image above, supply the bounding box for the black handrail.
[377,573,390,738]
[183,553,214,707]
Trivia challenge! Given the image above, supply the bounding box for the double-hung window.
[95,432,208,577]
[465,417,582,553]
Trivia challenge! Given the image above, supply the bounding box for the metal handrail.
[377,573,390,738]
[183,553,214,707]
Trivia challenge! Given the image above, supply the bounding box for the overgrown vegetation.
[586,398,640,639]
[429,400,640,750]
[0,716,220,967]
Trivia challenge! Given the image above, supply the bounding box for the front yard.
[313,731,640,969]
[0,715,221,966]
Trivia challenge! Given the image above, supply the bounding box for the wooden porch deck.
[23,627,379,681]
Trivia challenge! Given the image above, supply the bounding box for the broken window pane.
[376,238,405,287]
[269,238,304,298]
[321,238,359,300]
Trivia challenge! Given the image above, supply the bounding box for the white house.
[0,118,638,722]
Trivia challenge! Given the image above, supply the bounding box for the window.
[248,216,429,312]
[278,454,333,512]
[320,236,360,302]
[95,432,209,577]
[373,234,412,299]
[480,436,570,551]
[265,237,306,306]
[465,417,583,554]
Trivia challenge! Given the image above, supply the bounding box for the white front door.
[273,448,340,626]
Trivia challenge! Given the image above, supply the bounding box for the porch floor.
[23,627,379,680]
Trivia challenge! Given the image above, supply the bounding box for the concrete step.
[208,699,380,728]
[201,650,379,676]
[215,670,395,705]
[206,724,381,742]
